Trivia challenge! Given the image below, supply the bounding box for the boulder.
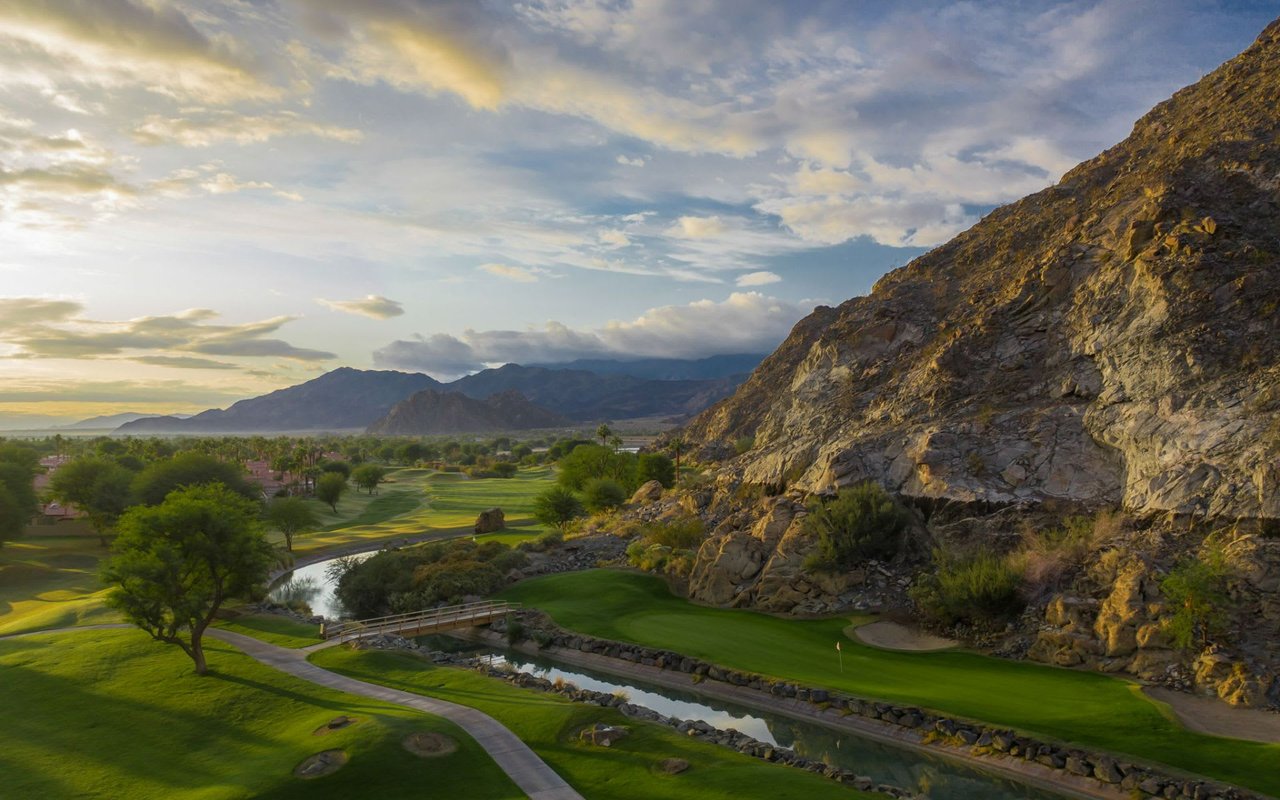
[579,724,629,747]
[629,480,665,504]
[474,507,505,534]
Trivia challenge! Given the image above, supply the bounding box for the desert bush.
[802,483,907,570]
[734,436,756,455]
[912,549,1024,626]
[335,538,524,617]
[626,540,673,572]
[532,486,585,530]
[1161,544,1231,650]
[582,478,627,512]
[640,516,705,550]
[636,453,675,487]
[1014,510,1126,598]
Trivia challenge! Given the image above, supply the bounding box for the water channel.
[270,554,1071,800]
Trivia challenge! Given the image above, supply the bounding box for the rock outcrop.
[683,20,1280,522]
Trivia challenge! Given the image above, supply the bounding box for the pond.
[266,551,374,619]
[447,643,1071,800]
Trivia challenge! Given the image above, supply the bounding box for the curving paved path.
[2,625,582,800]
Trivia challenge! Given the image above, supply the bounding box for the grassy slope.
[215,614,321,649]
[502,570,1280,797]
[0,629,520,800]
[313,647,875,800]
[289,468,554,554]
[0,530,118,636]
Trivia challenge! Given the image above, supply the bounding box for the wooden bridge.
[321,600,520,643]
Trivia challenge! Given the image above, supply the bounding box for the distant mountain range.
[526,354,764,381]
[61,412,184,430]
[115,356,761,435]
[367,389,569,435]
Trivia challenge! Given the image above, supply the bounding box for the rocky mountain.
[61,412,172,430]
[366,389,569,435]
[686,20,1280,522]
[528,354,764,381]
[118,368,442,434]
[450,364,745,421]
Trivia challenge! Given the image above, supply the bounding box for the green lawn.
[502,570,1280,797]
[312,647,875,800]
[214,612,322,649]
[0,529,119,636]
[288,468,554,554]
[0,629,520,800]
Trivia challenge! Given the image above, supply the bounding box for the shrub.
[636,453,675,488]
[912,549,1024,626]
[532,486,585,530]
[734,436,755,455]
[582,478,627,512]
[492,462,519,478]
[641,516,705,550]
[505,616,525,645]
[802,483,907,570]
[557,444,637,491]
[1161,545,1230,650]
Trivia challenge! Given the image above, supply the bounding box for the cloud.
[129,355,238,370]
[598,229,630,248]
[736,270,781,287]
[669,215,727,239]
[373,291,808,378]
[0,305,334,363]
[0,297,84,329]
[616,154,646,167]
[478,263,543,283]
[317,294,405,319]
[0,0,279,103]
[132,112,363,148]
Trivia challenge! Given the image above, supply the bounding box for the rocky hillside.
[366,389,569,435]
[686,19,1280,522]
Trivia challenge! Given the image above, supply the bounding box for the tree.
[316,472,347,512]
[1161,547,1231,650]
[583,478,626,512]
[49,458,135,545]
[668,437,686,482]
[132,452,257,506]
[102,484,274,675]
[0,445,38,546]
[596,424,612,446]
[351,464,386,495]
[532,486,585,530]
[320,460,351,479]
[557,444,637,491]
[636,453,675,488]
[265,496,318,552]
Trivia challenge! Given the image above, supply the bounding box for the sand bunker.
[852,620,958,652]
[294,749,348,779]
[1145,686,1280,743]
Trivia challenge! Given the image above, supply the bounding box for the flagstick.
[836,641,843,673]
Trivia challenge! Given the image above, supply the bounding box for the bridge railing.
[322,599,521,642]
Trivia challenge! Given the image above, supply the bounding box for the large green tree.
[132,452,257,506]
[0,444,39,547]
[265,496,318,552]
[557,444,637,492]
[49,458,135,545]
[1161,547,1231,650]
[351,464,386,495]
[315,472,347,512]
[102,484,274,675]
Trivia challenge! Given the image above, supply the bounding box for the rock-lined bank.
[482,613,1265,800]
[352,633,920,799]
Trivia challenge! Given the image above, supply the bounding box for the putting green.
[501,570,1280,797]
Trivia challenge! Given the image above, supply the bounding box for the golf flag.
[835,642,841,651]
[836,641,843,672]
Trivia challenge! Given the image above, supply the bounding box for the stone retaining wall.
[492,613,1265,800]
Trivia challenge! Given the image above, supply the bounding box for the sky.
[0,0,1274,427]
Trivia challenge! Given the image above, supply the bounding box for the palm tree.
[669,437,686,482]
[596,424,613,447]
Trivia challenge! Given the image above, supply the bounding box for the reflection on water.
[266,552,374,619]
[475,647,1066,800]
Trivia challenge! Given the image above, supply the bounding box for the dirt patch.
[1144,686,1280,743]
[313,716,356,736]
[402,731,458,757]
[851,620,958,652]
[294,749,348,779]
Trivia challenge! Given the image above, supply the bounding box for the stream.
[271,554,1070,800]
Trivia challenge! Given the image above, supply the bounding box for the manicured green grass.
[312,647,874,800]
[289,468,554,554]
[0,529,120,636]
[502,570,1280,797]
[215,612,321,649]
[0,629,520,800]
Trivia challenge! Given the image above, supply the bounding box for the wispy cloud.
[317,294,405,319]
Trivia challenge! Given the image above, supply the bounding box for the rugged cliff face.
[686,20,1280,522]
